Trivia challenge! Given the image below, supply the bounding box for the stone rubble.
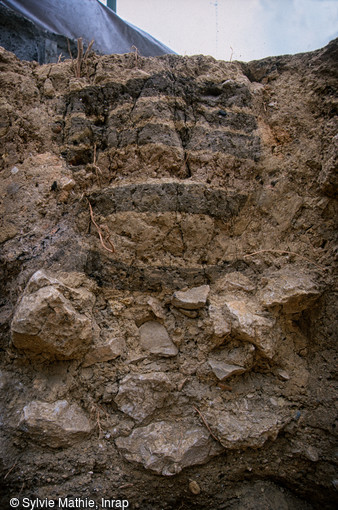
[208,341,255,380]
[82,336,125,367]
[115,420,224,475]
[114,372,175,422]
[138,321,178,357]
[207,303,232,338]
[19,400,93,448]
[205,397,292,449]
[11,286,93,359]
[258,269,321,314]
[220,298,277,358]
[172,285,210,310]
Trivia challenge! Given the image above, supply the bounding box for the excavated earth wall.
[0,39,337,509]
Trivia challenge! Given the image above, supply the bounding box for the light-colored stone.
[25,270,96,309]
[208,342,255,380]
[43,78,55,98]
[189,480,201,495]
[82,337,125,367]
[304,445,319,462]
[115,420,223,475]
[26,269,62,294]
[115,372,174,422]
[172,285,210,310]
[223,299,277,358]
[59,177,75,191]
[208,360,246,380]
[277,369,290,381]
[259,270,320,313]
[213,272,256,294]
[208,304,231,338]
[11,270,97,360]
[219,341,255,366]
[19,400,93,448]
[139,321,178,357]
[147,297,166,319]
[12,286,93,359]
[205,397,292,449]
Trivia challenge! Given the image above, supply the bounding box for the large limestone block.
[19,400,93,448]
[115,420,223,475]
[139,321,178,357]
[12,286,93,359]
[115,372,175,422]
[258,270,321,313]
[205,398,291,449]
[172,285,210,310]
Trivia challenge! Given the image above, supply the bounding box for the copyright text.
[10,497,129,509]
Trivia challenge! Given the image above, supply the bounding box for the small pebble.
[277,369,290,381]
[189,480,201,495]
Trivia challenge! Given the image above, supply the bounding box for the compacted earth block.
[0,38,337,509]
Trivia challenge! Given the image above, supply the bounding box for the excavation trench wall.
[0,40,337,509]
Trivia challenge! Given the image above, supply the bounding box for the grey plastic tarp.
[1,0,175,56]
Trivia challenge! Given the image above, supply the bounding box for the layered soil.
[0,39,337,509]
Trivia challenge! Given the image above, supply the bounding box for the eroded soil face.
[0,40,337,509]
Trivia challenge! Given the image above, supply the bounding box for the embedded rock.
[172,285,210,310]
[178,308,199,318]
[19,400,93,448]
[208,361,246,380]
[21,270,96,310]
[82,337,125,367]
[258,270,321,313]
[147,297,166,319]
[11,286,93,359]
[208,303,232,338]
[115,420,223,475]
[205,397,292,449]
[25,269,62,293]
[114,372,175,422]
[208,342,255,380]
[222,299,277,358]
[213,272,256,294]
[139,321,178,356]
[11,270,96,359]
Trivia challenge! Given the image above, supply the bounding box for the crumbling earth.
[0,38,337,509]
